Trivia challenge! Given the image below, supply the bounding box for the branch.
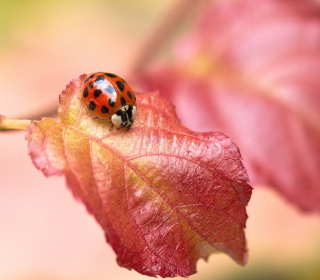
[0,115,32,131]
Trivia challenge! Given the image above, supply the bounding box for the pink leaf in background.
[135,0,320,213]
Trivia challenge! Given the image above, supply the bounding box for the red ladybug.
[81,72,137,130]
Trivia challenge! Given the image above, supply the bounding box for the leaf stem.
[0,115,32,131]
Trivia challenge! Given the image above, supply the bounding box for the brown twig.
[0,115,32,131]
[0,105,58,132]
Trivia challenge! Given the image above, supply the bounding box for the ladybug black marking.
[109,98,115,107]
[83,87,89,98]
[94,89,102,98]
[121,97,126,106]
[121,112,128,122]
[127,90,133,99]
[127,105,133,119]
[101,106,109,114]
[88,101,96,111]
[116,81,125,91]
[105,73,117,78]
[84,74,94,83]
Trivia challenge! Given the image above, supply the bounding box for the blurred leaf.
[135,0,320,213]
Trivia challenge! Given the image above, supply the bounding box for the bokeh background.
[1,1,320,279]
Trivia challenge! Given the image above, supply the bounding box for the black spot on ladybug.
[89,82,94,89]
[83,87,89,98]
[84,74,94,83]
[101,106,109,114]
[88,101,96,111]
[116,81,125,91]
[105,73,117,78]
[127,90,133,99]
[109,98,115,107]
[94,89,102,98]
[121,97,126,106]
[95,75,105,84]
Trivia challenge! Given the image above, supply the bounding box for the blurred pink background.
[1,1,320,279]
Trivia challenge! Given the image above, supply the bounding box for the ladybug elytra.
[81,72,137,130]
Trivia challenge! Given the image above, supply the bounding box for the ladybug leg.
[107,118,115,130]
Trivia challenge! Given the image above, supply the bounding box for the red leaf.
[135,0,320,213]
[26,75,252,277]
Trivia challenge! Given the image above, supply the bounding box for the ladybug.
[81,72,137,130]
